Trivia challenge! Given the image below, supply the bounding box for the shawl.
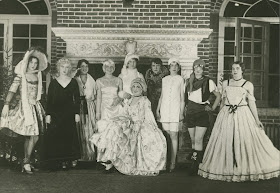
[14,60,43,126]
[76,74,96,101]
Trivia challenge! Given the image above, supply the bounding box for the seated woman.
[90,78,167,176]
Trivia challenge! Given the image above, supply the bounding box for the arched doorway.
[0,0,52,95]
[217,0,279,107]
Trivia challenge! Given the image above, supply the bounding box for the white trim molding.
[52,27,213,79]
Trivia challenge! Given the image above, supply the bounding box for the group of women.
[0,47,279,182]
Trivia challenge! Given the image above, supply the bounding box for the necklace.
[233,77,243,81]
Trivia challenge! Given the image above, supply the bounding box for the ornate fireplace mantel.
[52,28,212,78]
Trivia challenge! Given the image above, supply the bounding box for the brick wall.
[55,0,210,29]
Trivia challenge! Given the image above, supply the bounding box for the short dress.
[160,75,184,123]
[0,76,45,136]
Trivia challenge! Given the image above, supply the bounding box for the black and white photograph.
[0,0,279,193]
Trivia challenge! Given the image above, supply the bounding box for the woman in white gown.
[119,54,145,97]
[91,78,167,176]
[92,59,125,170]
[198,61,280,182]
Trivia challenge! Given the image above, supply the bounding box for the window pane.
[27,1,49,15]
[254,26,262,40]
[0,0,28,14]
[31,39,47,51]
[269,25,279,73]
[31,25,47,37]
[253,72,263,86]
[13,24,29,37]
[254,86,262,100]
[268,76,279,107]
[224,57,234,71]
[254,57,262,70]
[224,42,235,55]
[243,42,251,53]
[243,27,252,38]
[225,27,235,40]
[254,42,262,54]
[13,39,29,51]
[0,39,3,51]
[243,72,251,81]
[242,57,251,70]
[12,53,24,66]
[0,24,4,37]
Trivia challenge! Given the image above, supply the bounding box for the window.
[0,0,51,94]
[218,0,280,107]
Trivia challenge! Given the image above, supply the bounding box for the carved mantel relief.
[52,28,212,79]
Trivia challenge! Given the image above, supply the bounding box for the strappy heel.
[22,158,33,174]
[22,164,33,174]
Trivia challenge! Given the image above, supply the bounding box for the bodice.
[101,87,118,104]
[126,98,146,123]
[224,86,248,106]
[26,80,39,105]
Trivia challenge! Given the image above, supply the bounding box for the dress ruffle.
[90,97,167,176]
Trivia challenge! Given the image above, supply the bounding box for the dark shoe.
[71,160,78,168]
[189,151,199,176]
[103,164,114,174]
[186,149,194,161]
[98,160,112,165]
[30,164,39,172]
[62,162,69,170]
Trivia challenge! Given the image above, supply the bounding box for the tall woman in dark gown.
[45,58,81,170]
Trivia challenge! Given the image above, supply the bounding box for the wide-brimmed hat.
[14,50,48,75]
[131,77,147,93]
[168,58,180,66]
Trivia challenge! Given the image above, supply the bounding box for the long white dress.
[90,77,124,162]
[160,75,184,123]
[198,81,280,182]
[119,69,144,95]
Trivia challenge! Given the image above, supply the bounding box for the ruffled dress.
[198,82,280,182]
[0,76,45,163]
[90,96,167,176]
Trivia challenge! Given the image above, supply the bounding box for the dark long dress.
[45,78,81,164]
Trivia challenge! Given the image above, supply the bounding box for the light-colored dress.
[198,82,280,182]
[119,69,144,95]
[0,76,45,136]
[96,77,123,120]
[90,96,167,176]
[160,75,184,122]
[75,74,96,161]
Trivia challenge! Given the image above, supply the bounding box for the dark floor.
[0,161,279,193]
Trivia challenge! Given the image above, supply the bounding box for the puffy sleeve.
[9,76,21,93]
[221,80,228,99]
[209,79,218,93]
[246,81,256,101]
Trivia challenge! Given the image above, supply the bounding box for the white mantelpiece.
[52,28,212,79]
